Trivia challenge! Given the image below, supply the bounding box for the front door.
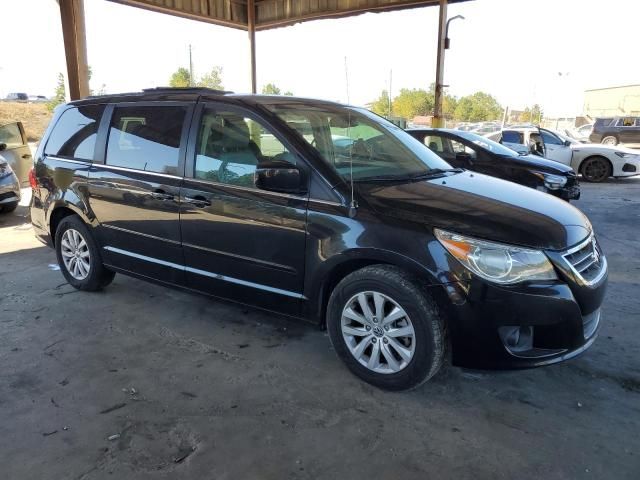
[180,104,308,315]
[0,122,32,185]
[87,102,192,285]
[539,129,572,166]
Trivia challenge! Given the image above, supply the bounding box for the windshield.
[454,130,519,156]
[551,129,580,145]
[265,104,452,181]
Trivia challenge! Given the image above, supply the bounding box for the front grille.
[565,172,578,188]
[562,235,606,285]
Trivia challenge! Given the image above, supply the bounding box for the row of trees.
[169,66,224,89]
[370,85,504,123]
[169,67,293,96]
[46,67,514,125]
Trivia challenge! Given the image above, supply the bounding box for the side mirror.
[255,161,304,194]
[0,143,6,152]
[564,140,571,147]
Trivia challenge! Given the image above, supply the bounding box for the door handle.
[150,190,175,201]
[183,195,211,208]
[22,154,32,159]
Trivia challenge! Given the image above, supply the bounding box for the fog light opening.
[499,326,534,353]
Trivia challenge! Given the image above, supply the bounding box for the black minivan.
[30,88,608,390]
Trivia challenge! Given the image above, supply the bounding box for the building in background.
[584,84,640,117]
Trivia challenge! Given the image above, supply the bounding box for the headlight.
[434,229,557,284]
[614,151,635,159]
[0,162,13,178]
[533,172,567,190]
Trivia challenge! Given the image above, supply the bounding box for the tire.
[0,201,18,213]
[327,265,446,391]
[581,156,612,183]
[601,135,618,146]
[54,215,115,291]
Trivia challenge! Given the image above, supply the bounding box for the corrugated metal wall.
[255,0,441,29]
[108,0,454,30]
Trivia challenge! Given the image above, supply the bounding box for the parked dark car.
[5,92,28,102]
[589,116,640,145]
[407,128,580,201]
[30,88,607,390]
[0,154,21,213]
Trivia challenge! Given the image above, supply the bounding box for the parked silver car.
[0,155,21,213]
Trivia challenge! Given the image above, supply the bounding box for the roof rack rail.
[142,87,233,95]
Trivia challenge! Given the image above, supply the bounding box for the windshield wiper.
[416,168,465,178]
[354,168,463,183]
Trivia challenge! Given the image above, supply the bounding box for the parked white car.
[486,127,640,182]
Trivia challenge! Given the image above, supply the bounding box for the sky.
[0,0,638,116]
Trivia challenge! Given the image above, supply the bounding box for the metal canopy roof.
[107,0,468,31]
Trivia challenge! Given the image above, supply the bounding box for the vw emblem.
[372,325,384,337]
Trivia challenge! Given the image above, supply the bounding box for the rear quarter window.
[44,105,105,160]
[502,131,524,144]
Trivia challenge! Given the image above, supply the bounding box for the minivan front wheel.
[601,135,618,146]
[327,265,446,390]
[55,215,115,291]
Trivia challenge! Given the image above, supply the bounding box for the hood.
[572,143,640,155]
[499,153,574,173]
[360,171,591,250]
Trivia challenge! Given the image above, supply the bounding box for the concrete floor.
[1,181,639,479]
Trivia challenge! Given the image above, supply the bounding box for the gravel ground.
[1,180,639,479]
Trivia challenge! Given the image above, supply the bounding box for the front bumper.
[615,158,640,177]
[438,242,607,369]
[553,184,581,201]
[0,173,21,206]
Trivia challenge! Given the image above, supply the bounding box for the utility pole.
[388,69,392,118]
[434,2,464,128]
[433,0,448,128]
[188,44,194,87]
[248,0,257,94]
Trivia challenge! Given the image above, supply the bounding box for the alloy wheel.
[582,158,609,182]
[60,228,91,280]
[341,291,416,374]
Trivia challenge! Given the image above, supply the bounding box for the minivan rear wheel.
[327,265,446,390]
[55,215,115,291]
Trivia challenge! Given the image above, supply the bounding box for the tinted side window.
[540,130,563,145]
[44,105,104,160]
[450,139,475,156]
[194,109,293,187]
[423,135,444,153]
[502,131,523,144]
[106,106,186,175]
